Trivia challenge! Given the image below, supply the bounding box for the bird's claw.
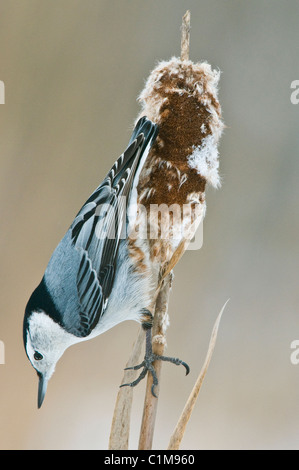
[120,353,190,397]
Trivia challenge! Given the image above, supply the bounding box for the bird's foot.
[120,353,190,398]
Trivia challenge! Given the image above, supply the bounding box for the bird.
[24,57,223,409]
[23,117,189,408]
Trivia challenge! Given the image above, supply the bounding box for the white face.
[25,311,75,380]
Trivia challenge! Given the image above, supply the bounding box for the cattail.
[131,55,224,283]
[136,36,224,453]
[136,56,224,202]
[110,12,225,451]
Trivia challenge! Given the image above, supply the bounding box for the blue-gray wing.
[69,117,158,337]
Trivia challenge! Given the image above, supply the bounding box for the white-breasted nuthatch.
[24,57,223,408]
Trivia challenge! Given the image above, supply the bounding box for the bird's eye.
[34,351,43,361]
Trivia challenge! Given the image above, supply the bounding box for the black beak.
[37,373,48,409]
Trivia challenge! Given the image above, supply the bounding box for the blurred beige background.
[0,0,299,450]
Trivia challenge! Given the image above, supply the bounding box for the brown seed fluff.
[136,57,223,208]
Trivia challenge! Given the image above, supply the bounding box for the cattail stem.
[181,10,191,61]
[138,274,172,450]
[110,10,198,450]
[138,10,192,450]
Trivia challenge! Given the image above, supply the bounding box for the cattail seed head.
[136,57,224,208]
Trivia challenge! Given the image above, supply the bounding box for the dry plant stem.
[167,300,229,450]
[138,273,173,450]
[181,10,191,61]
[159,239,187,289]
[109,327,145,450]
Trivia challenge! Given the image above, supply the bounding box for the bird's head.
[23,280,74,408]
